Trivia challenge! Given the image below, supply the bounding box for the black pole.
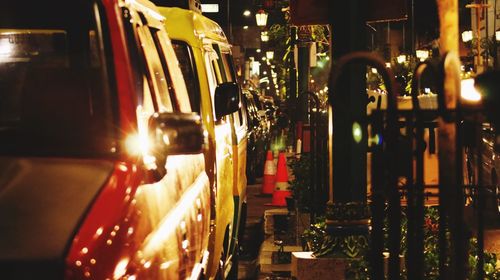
[330,0,367,203]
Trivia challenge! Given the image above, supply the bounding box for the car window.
[135,23,173,113]
[171,41,200,113]
[0,1,116,156]
[204,48,220,121]
[214,46,245,129]
[153,31,192,113]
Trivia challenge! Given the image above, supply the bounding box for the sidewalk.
[239,178,294,280]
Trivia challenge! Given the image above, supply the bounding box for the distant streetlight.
[261,31,269,42]
[397,54,407,64]
[416,49,429,61]
[243,10,251,17]
[266,50,274,60]
[462,30,473,43]
[255,9,268,27]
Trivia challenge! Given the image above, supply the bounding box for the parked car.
[247,89,272,131]
[262,96,278,127]
[463,70,500,218]
[0,0,217,279]
[159,6,248,279]
[242,90,271,183]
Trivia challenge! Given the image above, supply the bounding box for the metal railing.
[325,51,494,279]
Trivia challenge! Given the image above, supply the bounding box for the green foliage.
[326,201,371,221]
[301,217,326,252]
[301,205,500,279]
[288,154,312,212]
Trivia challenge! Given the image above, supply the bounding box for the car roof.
[158,7,228,47]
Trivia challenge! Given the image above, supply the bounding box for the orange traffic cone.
[270,151,291,206]
[261,150,276,195]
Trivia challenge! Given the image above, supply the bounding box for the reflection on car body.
[159,6,248,279]
[242,89,271,183]
[0,0,211,279]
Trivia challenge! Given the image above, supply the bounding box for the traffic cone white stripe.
[261,150,276,195]
[275,181,289,191]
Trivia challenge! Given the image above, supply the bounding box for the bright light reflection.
[460,78,482,103]
[160,261,172,270]
[182,240,189,250]
[144,261,152,269]
[0,42,13,56]
[141,176,208,257]
[113,258,129,279]
[352,122,363,143]
[125,133,150,156]
[95,227,104,236]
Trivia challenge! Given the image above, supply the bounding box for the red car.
[0,0,234,279]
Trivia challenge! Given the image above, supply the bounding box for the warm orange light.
[255,9,268,27]
[113,258,129,279]
[461,78,482,103]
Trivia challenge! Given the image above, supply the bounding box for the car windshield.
[0,1,117,157]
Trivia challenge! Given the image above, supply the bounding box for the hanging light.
[416,49,429,61]
[397,54,406,64]
[255,9,268,27]
[266,50,274,60]
[462,30,473,43]
[261,31,269,42]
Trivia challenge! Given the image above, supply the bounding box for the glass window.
[0,1,116,157]
[135,23,173,113]
[152,31,192,113]
[171,41,200,113]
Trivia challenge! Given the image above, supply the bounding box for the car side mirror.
[146,112,205,180]
[149,112,205,156]
[215,82,240,121]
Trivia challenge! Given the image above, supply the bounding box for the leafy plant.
[300,205,500,279]
[288,154,312,212]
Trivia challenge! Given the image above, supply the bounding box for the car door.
[116,4,210,279]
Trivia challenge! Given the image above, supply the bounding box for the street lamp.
[261,31,269,42]
[416,49,429,61]
[496,30,500,42]
[266,50,274,60]
[397,54,407,64]
[255,9,268,27]
[462,30,473,43]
